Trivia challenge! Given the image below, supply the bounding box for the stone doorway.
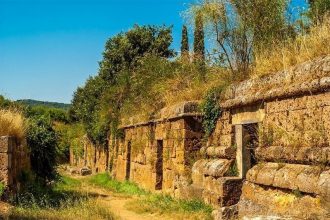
[155,140,163,190]
[242,123,258,171]
[125,141,131,180]
[236,123,259,178]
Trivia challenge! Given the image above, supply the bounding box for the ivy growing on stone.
[201,86,223,138]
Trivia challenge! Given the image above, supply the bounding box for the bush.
[27,116,58,183]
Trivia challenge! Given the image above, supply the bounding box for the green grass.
[88,173,148,196]
[89,173,213,220]
[126,194,213,219]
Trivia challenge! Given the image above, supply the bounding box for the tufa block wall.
[0,136,30,190]
[110,102,203,195]
[70,136,108,173]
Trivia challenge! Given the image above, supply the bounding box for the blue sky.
[0,0,307,104]
[0,0,193,103]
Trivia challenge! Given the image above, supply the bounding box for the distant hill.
[16,99,71,110]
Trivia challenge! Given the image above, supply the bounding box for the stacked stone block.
[0,136,30,190]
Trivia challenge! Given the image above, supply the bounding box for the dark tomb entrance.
[155,140,163,190]
[125,141,132,180]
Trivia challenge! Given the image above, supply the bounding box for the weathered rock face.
[0,136,30,190]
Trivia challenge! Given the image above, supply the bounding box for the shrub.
[27,116,58,183]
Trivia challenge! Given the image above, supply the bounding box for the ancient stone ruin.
[71,56,330,219]
[0,136,30,193]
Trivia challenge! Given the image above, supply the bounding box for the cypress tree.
[181,25,189,58]
[193,12,205,62]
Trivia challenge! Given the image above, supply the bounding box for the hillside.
[16,99,71,110]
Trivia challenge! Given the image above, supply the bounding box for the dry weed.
[0,109,26,142]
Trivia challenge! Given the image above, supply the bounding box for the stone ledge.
[238,181,329,220]
[256,146,330,164]
[120,101,202,129]
[205,146,236,159]
[246,162,330,196]
[221,56,330,109]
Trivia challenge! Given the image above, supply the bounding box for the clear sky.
[0,0,307,104]
[0,0,193,103]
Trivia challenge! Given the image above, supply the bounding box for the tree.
[70,25,175,146]
[193,12,205,63]
[309,0,330,23]
[186,0,290,78]
[181,25,189,60]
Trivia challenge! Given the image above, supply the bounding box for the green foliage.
[25,105,69,123]
[0,182,4,197]
[27,117,58,183]
[70,25,175,146]
[127,194,213,218]
[186,0,294,77]
[193,12,205,62]
[16,99,70,110]
[0,95,13,108]
[225,161,239,176]
[309,0,330,23]
[55,123,85,163]
[201,87,223,137]
[13,175,85,209]
[88,173,147,196]
[181,25,189,56]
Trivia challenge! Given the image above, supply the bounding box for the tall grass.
[9,175,116,220]
[253,17,330,77]
[0,109,26,142]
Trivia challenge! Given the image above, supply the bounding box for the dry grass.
[159,67,231,108]
[10,199,116,220]
[253,17,330,77]
[0,109,26,142]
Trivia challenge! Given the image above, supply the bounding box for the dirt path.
[72,174,167,220]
